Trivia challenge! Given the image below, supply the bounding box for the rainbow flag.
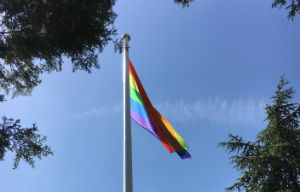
[129,60,191,159]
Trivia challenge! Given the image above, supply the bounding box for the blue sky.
[1,0,299,191]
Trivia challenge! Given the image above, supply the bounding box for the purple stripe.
[131,110,158,138]
[183,151,192,159]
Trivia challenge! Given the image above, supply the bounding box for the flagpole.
[122,33,133,192]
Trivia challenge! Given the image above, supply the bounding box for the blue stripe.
[130,98,150,121]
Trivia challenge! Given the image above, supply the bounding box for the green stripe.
[130,87,144,106]
[179,141,188,150]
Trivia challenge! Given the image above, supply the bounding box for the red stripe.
[129,60,182,153]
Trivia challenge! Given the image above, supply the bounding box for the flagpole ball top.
[122,33,131,42]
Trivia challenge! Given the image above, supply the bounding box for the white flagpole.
[122,33,133,192]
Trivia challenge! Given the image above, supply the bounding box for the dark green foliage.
[0,0,117,97]
[272,0,300,19]
[174,0,194,7]
[174,0,299,18]
[0,117,53,169]
[219,76,300,192]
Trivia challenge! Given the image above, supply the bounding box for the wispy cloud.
[73,103,122,119]
[73,98,266,126]
[156,98,266,126]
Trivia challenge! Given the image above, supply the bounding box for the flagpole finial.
[122,33,131,46]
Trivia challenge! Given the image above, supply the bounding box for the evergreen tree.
[0,116,53,169]
[272,0,300,19]
[0,92,52,169]
[219,76,300,192]
[0,0,117,97]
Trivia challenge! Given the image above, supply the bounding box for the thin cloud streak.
[73,103,122,119]
[156,98,266,126]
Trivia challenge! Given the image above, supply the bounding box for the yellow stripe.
[129,73,140,93]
